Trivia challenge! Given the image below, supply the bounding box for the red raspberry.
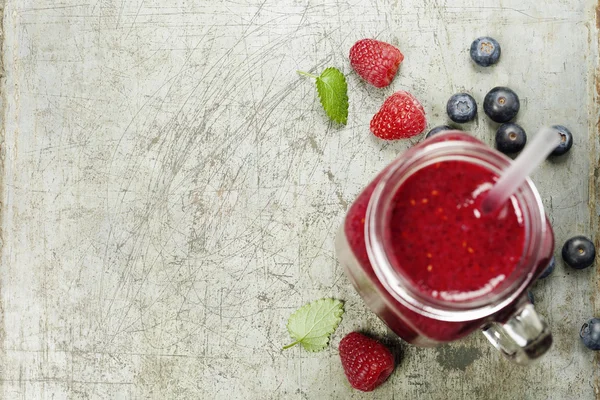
[349,39,404,88]
[370,91,427,140]
[338,332,395,392]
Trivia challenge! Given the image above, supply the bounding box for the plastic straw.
[481,127,562,214]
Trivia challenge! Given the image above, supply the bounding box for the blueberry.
[539,256,556,279]
[527,291,534,305]
[426,125,453,139]
[550,125,573,156]
[483,87,520,123]
[446,93,477,123]
[470,37,501,67]
[562,236,596,270]
[495,123,527,154]
[580,318,600,350]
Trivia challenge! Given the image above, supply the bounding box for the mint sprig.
[283,298,344,352]
[298,68,349,124]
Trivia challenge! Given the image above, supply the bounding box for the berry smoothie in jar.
[335,132,554,365]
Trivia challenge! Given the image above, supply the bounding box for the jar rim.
[365,133,547,322]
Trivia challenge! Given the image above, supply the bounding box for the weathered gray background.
[0,0,598,399]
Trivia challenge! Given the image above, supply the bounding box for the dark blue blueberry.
[483,87,520,123]
[539,256,556,279]
[527,291,534,305]
[562,236,596,270]
[426,125,453,139]
[550,125,573,156]
[446,93,477,123]
[580,318,600,350]
[470,37,501,67]
[495,123,527,154]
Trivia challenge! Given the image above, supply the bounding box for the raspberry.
[349,39,404,88]
[370,91,427,140]
[338,332,395,392]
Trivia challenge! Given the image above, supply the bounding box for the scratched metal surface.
[0,0,598,399]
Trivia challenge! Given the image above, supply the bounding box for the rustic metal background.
[1,0,598,398]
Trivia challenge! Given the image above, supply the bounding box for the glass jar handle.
[481,303,552,365]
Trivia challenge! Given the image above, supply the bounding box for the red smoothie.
[385,160,525,302]
[340,132,553,347]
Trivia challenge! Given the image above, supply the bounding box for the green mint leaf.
[316,68,349,124]
[298,68,349,124]
[283,298,344,352]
